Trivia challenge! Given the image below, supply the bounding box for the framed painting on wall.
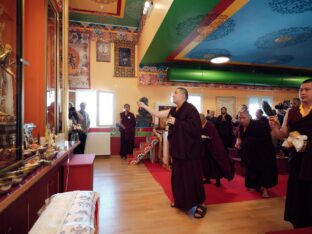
[68,31,90,89]
[114,40,135,77]
[216,96,236,117]
[96,40,110,62]
[119,47,131,66]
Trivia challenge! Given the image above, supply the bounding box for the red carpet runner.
[144,162,288,205]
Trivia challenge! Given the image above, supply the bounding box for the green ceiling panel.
[140,0,220,65]
[168,68,308,88]
[69,0,146,28]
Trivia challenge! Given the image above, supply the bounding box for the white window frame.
[188,94,202,113]
[72,89,115,128]
[248,96,273,119]
[170,93,202,113]
[97,90,115,127]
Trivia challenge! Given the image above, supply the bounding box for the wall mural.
[96,40,110,62]
[69,21,138,43]
[68,31,90,89]
[114,40,135,77]
[138,66,168,85]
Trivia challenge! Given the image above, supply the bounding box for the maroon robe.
[216,114,233,148]
[168,102,205,210]
[201,121,235,181]
[284,107,312,228]
[119,111,136,158]
[239,120,278,189]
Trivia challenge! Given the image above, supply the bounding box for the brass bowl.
[0,177,13,194]
[42,151,57,160]
[24,149,37,157]
[20,163,39,175]
[4,170,24,185]
[37,146,48,154]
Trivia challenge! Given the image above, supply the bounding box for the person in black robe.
[255,109,268,124]
[74,102,90,154]
[270,78,312,228]
[68,102,82,141]
[206,110,217,125]
[216,107,233,149]
[137,87,207,218]
[199,114,235,187]
[236,110,278,198]
[119,104,136,159]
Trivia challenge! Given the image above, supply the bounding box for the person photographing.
[269,79,312,228]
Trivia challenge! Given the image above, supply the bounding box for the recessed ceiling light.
[210,56,230,64]
[274,36,292,43]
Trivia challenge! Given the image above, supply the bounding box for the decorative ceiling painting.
[69,0,146,29]
[70,0,124,18]
[141,0,312,71]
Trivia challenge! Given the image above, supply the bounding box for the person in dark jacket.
[216,107,233,149]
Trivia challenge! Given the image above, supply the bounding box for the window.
[170,94,202,113]
[98,92,114,126]
[76,90,97,127]
[188,95,202,113]
[74,90,115,127]
[248,96,273,119]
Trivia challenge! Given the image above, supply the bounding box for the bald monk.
[137,87,207,219]
[236,110,278,198]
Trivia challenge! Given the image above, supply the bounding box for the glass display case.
[46,0,63,135]
[0,0,23,170]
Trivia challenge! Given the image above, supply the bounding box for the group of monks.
[136,79,312,226]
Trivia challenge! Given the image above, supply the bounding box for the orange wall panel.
[24,0,46,136]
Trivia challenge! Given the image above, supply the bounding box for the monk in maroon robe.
[119,104,136,159]
[236,111,278,198]
[199,114,235,187]
[137,87,207,218]
[270,79,312,228]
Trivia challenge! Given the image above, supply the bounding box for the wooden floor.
[94,157,293,234]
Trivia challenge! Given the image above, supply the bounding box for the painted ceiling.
[69,0,146,28]
[140,0,312,72]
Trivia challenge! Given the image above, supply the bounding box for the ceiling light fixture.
[210,56,230,64]
[143,0,153,15]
